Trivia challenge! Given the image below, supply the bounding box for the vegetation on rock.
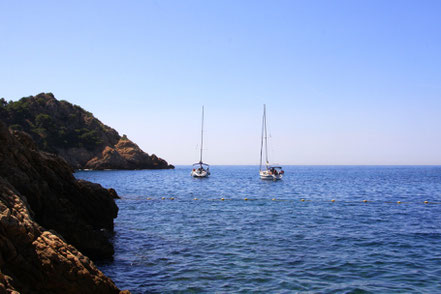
[0,93,174,170]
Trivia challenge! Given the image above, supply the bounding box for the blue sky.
[1,0,440,165]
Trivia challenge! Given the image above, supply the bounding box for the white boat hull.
[259,170,283,180]
[191,169,210,178]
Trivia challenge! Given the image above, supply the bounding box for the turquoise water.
[75,166,441,293]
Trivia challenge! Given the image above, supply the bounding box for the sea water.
[75,166,441,293]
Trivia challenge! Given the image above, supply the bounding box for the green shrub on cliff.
[1,94,109,152]
[76,128,103,148]
[35,113,54,129]
[9,124,23,131]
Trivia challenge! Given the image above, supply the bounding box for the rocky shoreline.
[0,121,128,293]
[0,93,174,171]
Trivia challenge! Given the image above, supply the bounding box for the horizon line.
[171,164,441,167]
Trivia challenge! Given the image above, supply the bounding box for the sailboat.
[259,104,284,180]
[191,106,210,178]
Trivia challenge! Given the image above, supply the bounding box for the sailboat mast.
[263,105,269,168]
[199,106,204,163]
[259,105,265,171]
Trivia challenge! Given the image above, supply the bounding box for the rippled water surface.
[75,166,441,293]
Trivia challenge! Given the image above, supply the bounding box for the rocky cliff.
[0,121,127,293]
[0,93,174,170]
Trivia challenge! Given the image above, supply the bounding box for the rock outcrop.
[0,93,174,170]
[0,121,127,293]
[85,135,171,170]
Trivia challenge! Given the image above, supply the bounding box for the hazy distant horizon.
[2,1,440,165]
[173,164,441,166]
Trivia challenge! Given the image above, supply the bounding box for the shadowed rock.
[0,120,129,293]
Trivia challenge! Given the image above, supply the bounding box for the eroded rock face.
[0,179,121,293]
[0,123,118,260]
[0,120,127,292]
[85,136,172,170]
[0,93,174,170]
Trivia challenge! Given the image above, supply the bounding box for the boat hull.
[259,171,283,180]
[191,169,210,178]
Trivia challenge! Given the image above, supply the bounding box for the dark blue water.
[75,166,441,293]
